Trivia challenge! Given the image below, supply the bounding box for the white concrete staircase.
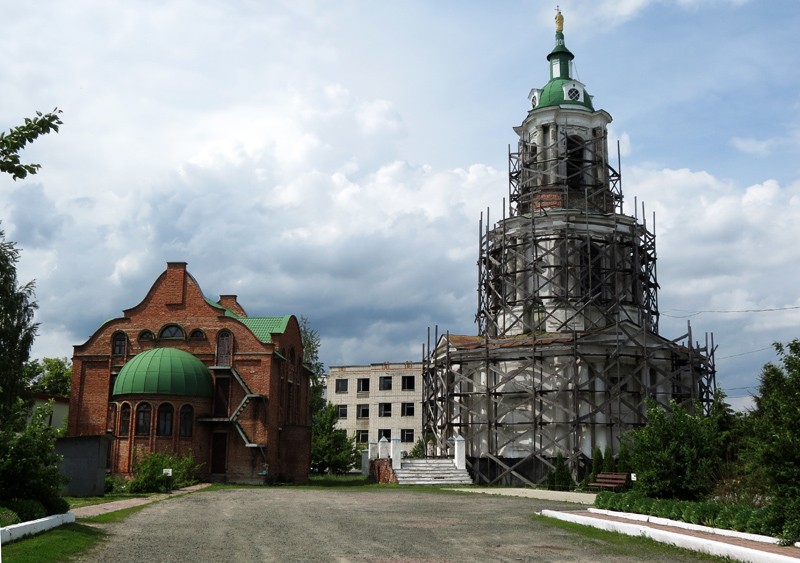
[394,458,472,486]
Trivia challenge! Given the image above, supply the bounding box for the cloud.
[0,1,795,414]
[357,100,404,136]
[729,136,775,156]
[625,165,800,397]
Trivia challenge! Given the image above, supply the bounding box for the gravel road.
[76,488,715,562]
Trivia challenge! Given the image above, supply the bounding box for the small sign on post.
[630,473,637,482]
[162,468,173,493]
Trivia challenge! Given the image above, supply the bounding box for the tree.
[624,399,718,501]
[310,403,358,474]
[0,114,66,514]
[0,109,62,180]
[300,316,356,473]
[27,357,72,397]
[0,228,39,427]
[589,446,604,482]
[300,316,325,417]
[0,403,66,512]
[747,340,800,540]
[751,341,800,493]
[546,451,575,491]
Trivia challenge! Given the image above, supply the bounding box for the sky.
[2,0,799,411]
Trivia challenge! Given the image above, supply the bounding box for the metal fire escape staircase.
[199,366,267,456]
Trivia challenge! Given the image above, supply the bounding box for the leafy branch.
[0,109,63,180]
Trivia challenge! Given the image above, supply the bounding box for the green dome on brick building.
[112,348,213,397]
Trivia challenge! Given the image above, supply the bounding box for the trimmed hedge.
[594,491,800,544]
[0,507,20,527]
[1,499,46,522]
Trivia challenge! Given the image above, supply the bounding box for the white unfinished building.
[422,10,716,485]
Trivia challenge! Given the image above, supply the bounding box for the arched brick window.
[119,403,131,437]
[135,402,152,436]
[156,403,174,436]
[138,330,154,341]
[189,329,206,341]
[112,332,127,355]
[159,325,185,340]
[179,405,194,437]
[217,331,232,366]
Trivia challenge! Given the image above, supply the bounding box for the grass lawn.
[534,514,731,562]
[1,523,106,563]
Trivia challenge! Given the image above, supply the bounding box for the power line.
[717,346,774,361]
[662,305,800,319]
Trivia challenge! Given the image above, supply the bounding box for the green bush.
[647,498,663,517]
[0,403,66,511]
[632,495,655,515]
[407,437,426,459]
[669,500,686,522]
[129,451,202,493]
[547,452,575,491]
[656,499,676,520]
[693,501,720,527]
[0,507,20,526]
[732,506,754,532]
[781,515,800,545]
[594,491,612,509]
[608,493,625,512]
[41,495,70,516]
[602,445,615,473]
[105,474,130,494]
[2,499,46,522]
[590,446,603,483]
[744,507,771,536]
[625,400,719,501]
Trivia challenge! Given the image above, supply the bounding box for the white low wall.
[1,512,76,544]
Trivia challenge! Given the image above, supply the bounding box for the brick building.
[327,362,422,452]
[67,262,311,484]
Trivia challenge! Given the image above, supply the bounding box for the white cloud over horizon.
[2,0,799,412]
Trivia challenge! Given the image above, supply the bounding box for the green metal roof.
[203,296,239,317]
[112,348,213,397]
[204,295,291,344]
[237,316,291,344]
[537,79,594,111]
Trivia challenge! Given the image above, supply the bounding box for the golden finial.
[555,7,564,33]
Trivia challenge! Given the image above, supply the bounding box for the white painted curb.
[587,508,792,545]
[0,512,76,544]
[541,509,799,563]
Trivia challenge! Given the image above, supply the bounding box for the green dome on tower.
[530,9,594,111]
[112,348,213,397]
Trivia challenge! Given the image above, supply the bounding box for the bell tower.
[423,9,716,486]
[478,8,657,338]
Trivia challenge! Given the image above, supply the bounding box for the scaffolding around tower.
[421,131,716,486]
